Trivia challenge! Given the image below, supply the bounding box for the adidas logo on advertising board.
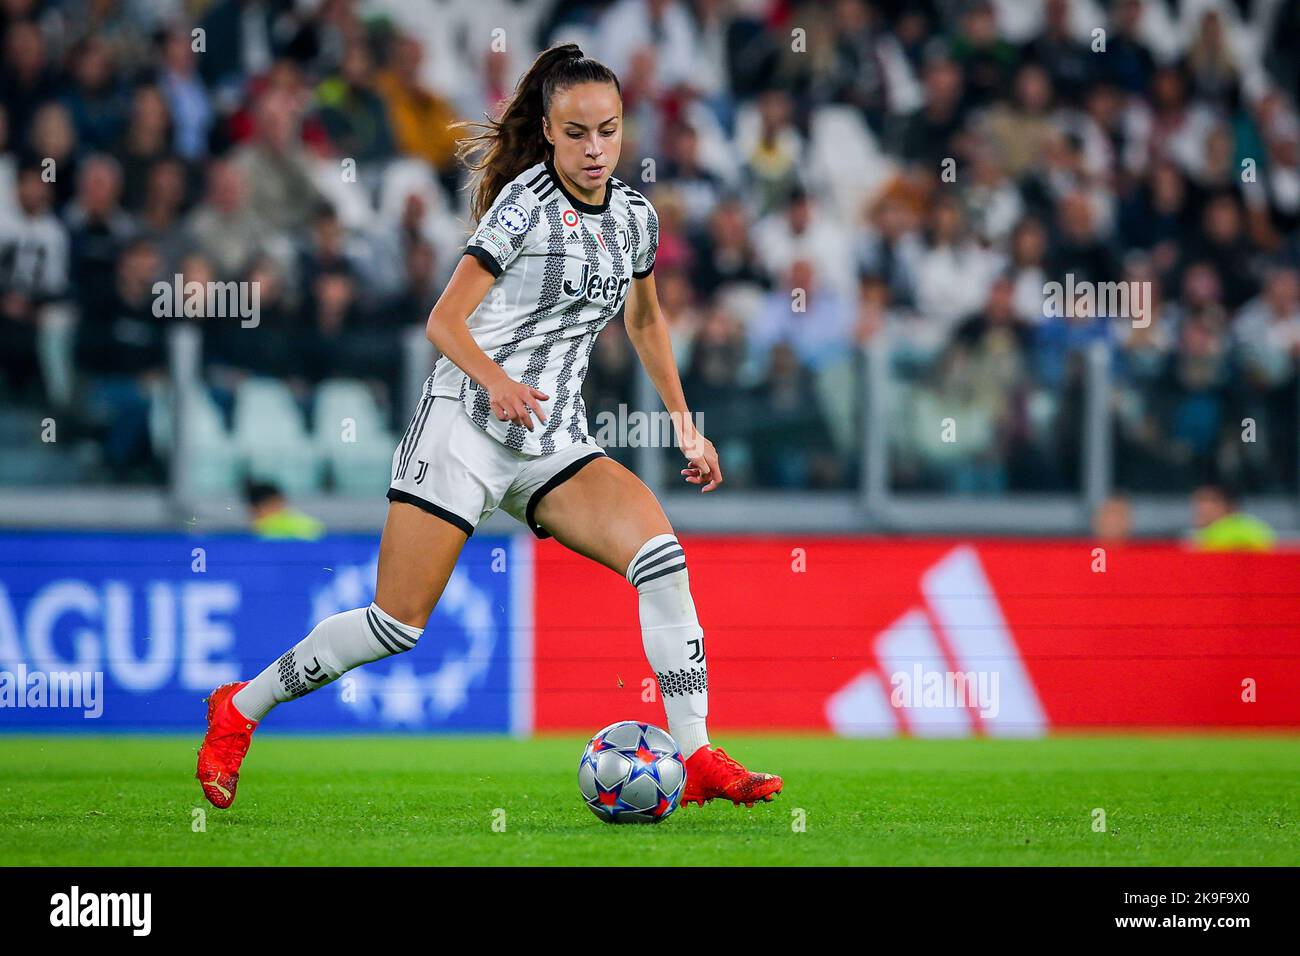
[825,546,1047,737]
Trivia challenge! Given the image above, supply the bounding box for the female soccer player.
[197,43,782,812]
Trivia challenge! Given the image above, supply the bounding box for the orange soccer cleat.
[195,681,259,809]
[681,745,783,808]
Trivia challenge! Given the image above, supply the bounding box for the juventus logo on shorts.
[687,638,705,663]
[414,460,428,484]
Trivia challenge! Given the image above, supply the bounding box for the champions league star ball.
[578,721,686,824]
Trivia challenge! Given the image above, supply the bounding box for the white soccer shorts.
[386,395,606,538]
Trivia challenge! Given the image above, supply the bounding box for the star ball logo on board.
[50,886,151,936]
[310,551,499,726]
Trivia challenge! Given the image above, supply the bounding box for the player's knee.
[366,601,424,654]
[626,533,688,591]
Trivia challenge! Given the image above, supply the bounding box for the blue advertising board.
[0,533,531,733]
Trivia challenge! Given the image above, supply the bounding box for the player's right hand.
[489,376,549,431]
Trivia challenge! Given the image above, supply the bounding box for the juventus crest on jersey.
[425,159,659,456]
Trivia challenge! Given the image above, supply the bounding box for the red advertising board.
[532,538,1300,734]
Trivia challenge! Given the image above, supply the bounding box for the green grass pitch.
[1,734,1295,866]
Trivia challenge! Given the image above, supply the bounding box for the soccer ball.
[578,721,686,824]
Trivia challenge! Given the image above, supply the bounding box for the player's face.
[544,81,622,201]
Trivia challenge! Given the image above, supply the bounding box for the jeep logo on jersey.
[564,262,631,304]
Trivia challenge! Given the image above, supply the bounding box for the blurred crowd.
[0,0,1298,494]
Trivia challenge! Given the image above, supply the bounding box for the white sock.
[627,534,710,758]
[232,602,423,721]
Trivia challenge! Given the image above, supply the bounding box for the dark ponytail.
[454,43,621,222]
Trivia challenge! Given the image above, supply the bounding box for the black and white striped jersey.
[426,159,659,456]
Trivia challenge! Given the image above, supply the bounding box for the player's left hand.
[679,429,722,493]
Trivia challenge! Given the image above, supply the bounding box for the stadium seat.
[232,378,324,495]
[312,379,397,495]
[807,106,892,223]
[149,379,243,496]
[0,405,84,484]
[146,377,174,461]
[174,384,242,497]
[815,354,860,459]
[378,158,468,269]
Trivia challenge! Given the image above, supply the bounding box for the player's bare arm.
[624,273,722,492]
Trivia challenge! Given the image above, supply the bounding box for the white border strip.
[507,531,534,738]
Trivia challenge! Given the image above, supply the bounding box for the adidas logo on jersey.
[564,262,632,304]
[565,231,581,245]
